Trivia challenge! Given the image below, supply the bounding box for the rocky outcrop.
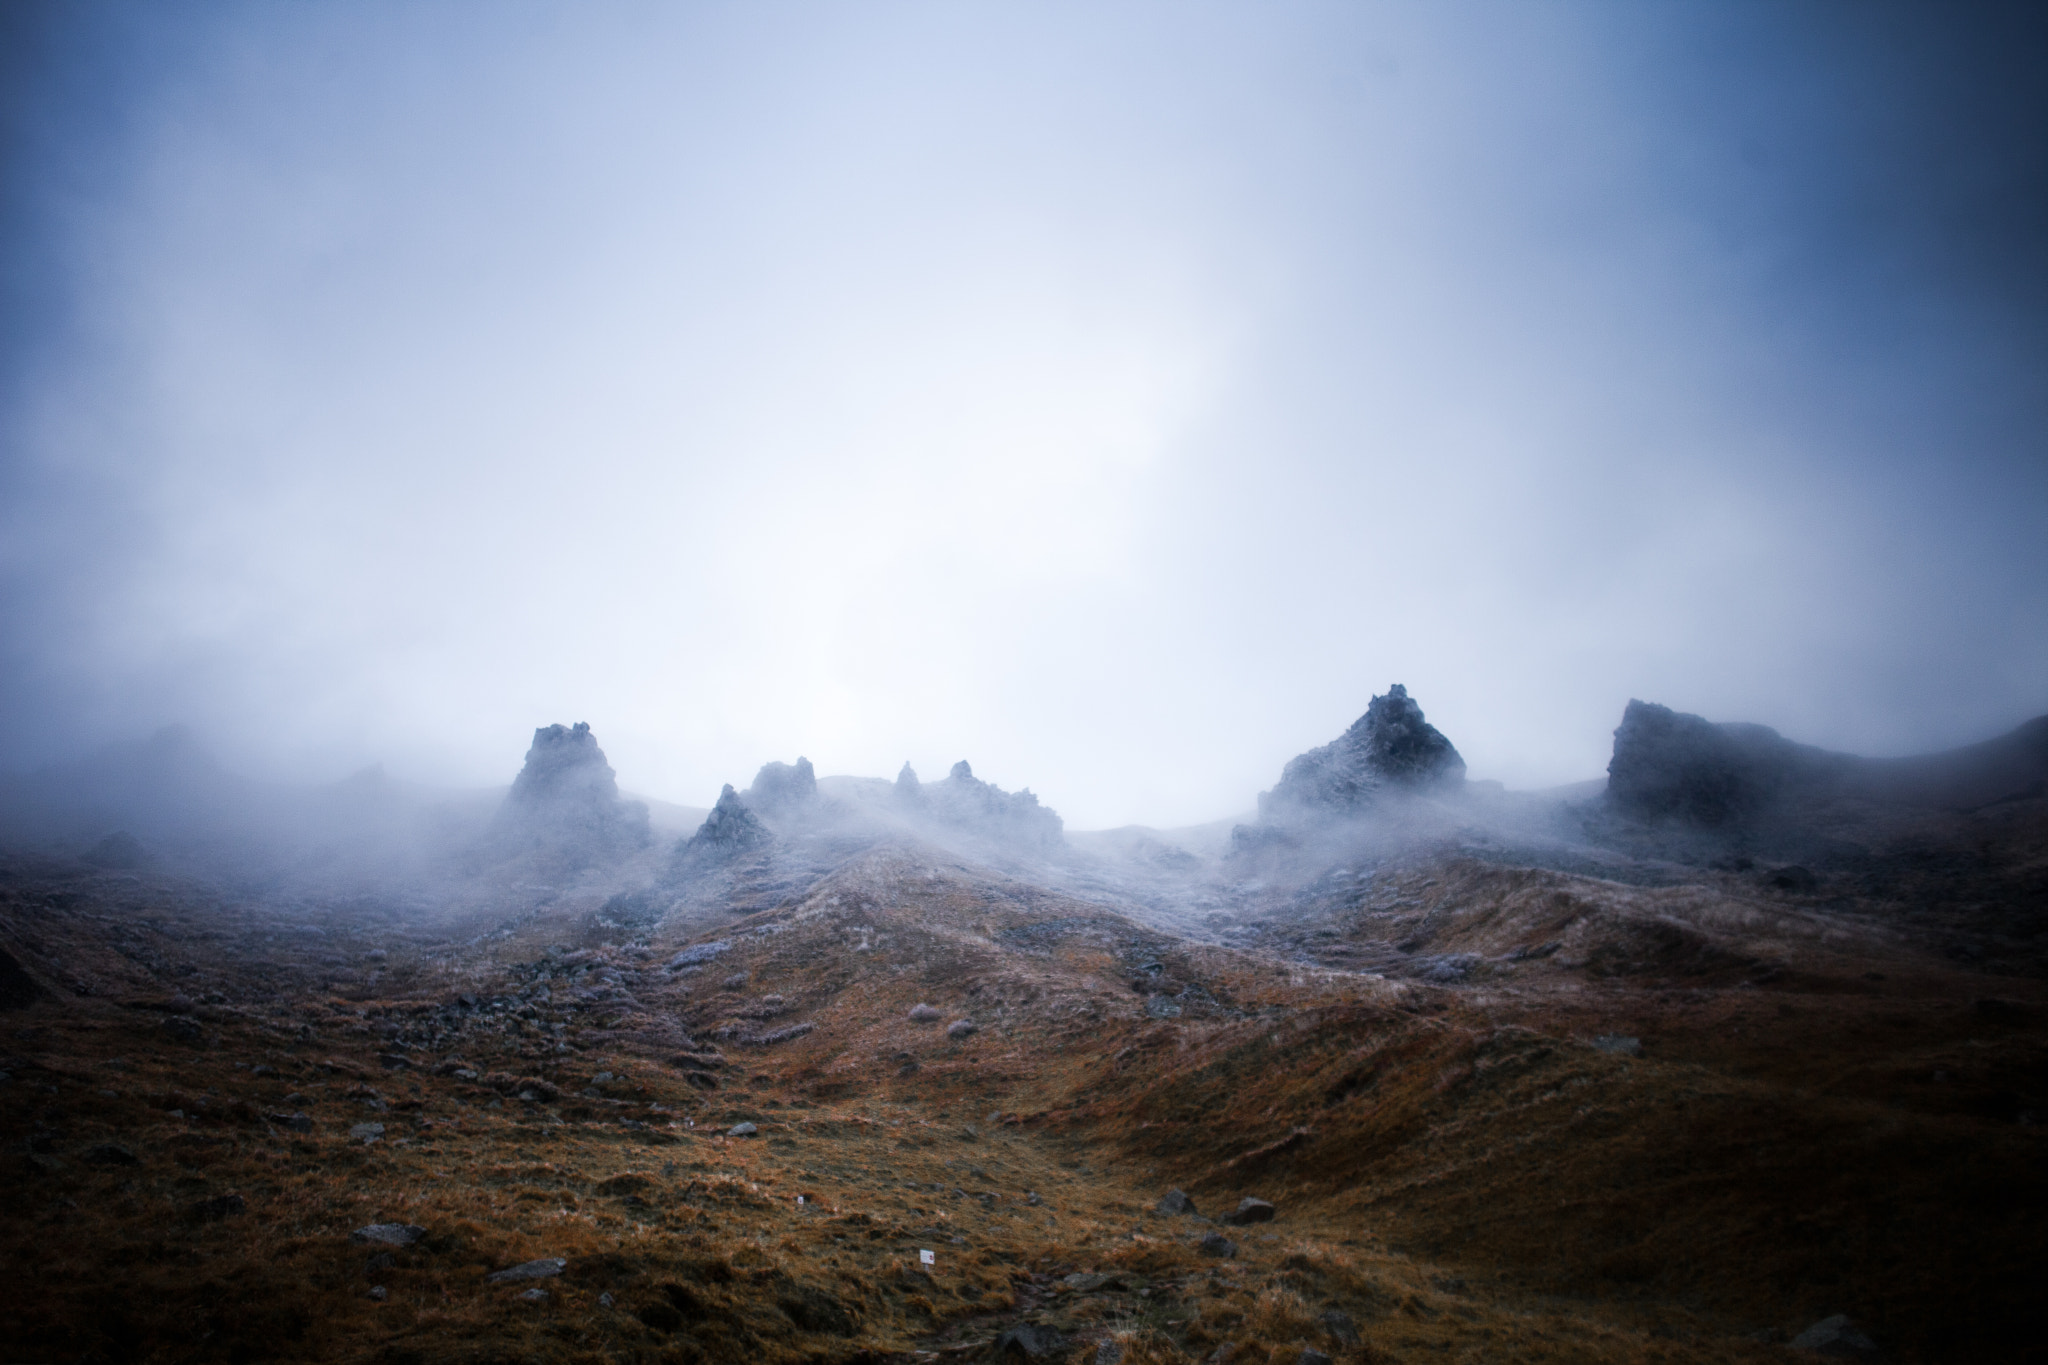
[1605,700,2048,826]
[909,760,1064,848]
[1603,701,1818,826]
[746,757,817,813]
[490,722,650,865]
[1257,684,1465,821]
[895,762,921,799]
[673,785,769,869]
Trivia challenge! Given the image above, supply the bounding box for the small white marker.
[796,1195,806,1205]
[919,1249,935,1266]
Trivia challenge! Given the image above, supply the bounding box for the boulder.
[908,1003,943,1022]
[728,1122,758,1137]
[947,1019,978,1039]
[1222,1197,1275,1225]
[993,1323,1068,1359]
[1789,1315,1878,1357]
[82,831,147,869]
[1155,1188,1198,1217]
[1320,1310,1359,1346]
[1199,1231,1238,1258]
[351,1223,427,1247]
[486,1257,567,1284]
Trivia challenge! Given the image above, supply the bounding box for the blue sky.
[2,1,2044,826]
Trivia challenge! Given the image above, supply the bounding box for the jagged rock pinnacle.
[1256,684,1466,821]
[491,721,650,863]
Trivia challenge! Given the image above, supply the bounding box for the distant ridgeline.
[894,759,1064,849]
[668,751,1063,877]
[1605,699,2048,826]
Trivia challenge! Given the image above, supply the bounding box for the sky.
[1,1,2044,829]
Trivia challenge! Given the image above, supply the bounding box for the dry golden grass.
[1,838,2043,1363]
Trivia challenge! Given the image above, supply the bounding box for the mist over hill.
[1,683,2044,1360]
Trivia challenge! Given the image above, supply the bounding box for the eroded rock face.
[901,760,1064,848]
[1605,700,1807,826]
[747,757,817,812]
[1258,684,1465,820]
[491,722,651,864]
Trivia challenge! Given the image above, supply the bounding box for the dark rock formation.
[673,785,769,870]
[1603,700,2048,834]
[0,947,47,1011]
[1257,684,1465,821]
[913,760,1064,848]
[82,831,147,869]
[491,722,650,865]
[746,757,817,812]
[1603,701,1818,826]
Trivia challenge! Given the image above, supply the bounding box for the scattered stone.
[1205,1347,1236,1365]
[351,1223,427,1247]
[486,1258,567,1284]
[1296,1350,1332,1365]
[908,1003,943,1022]
[265,1111,314,1132]
[377,1053,409,1071]
[993,1322,1068,1359]
[1222,1197,1275,1225]
[160,1016,205,1046]
[947,1019,977,1039]
[728,1122,758,1137]
[1095,1339,1125,1365]
[1591,1035,1642,1057]
[1320,1309,1359,1346]
[1155,1188,1198,1217]
[349,1122,385,1144]
[517,1287,548,1303]
[81,1142,138,1166]
[665,940,733,971]
[598,1292,614,1308]
[368,1285,387,1302]
[1199,1231,1238,1258]
[187,1193,246,1222]
[1144,996,1183,1019]
[1024,1192,1041,1206]
[1789,1315,1878,1356]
